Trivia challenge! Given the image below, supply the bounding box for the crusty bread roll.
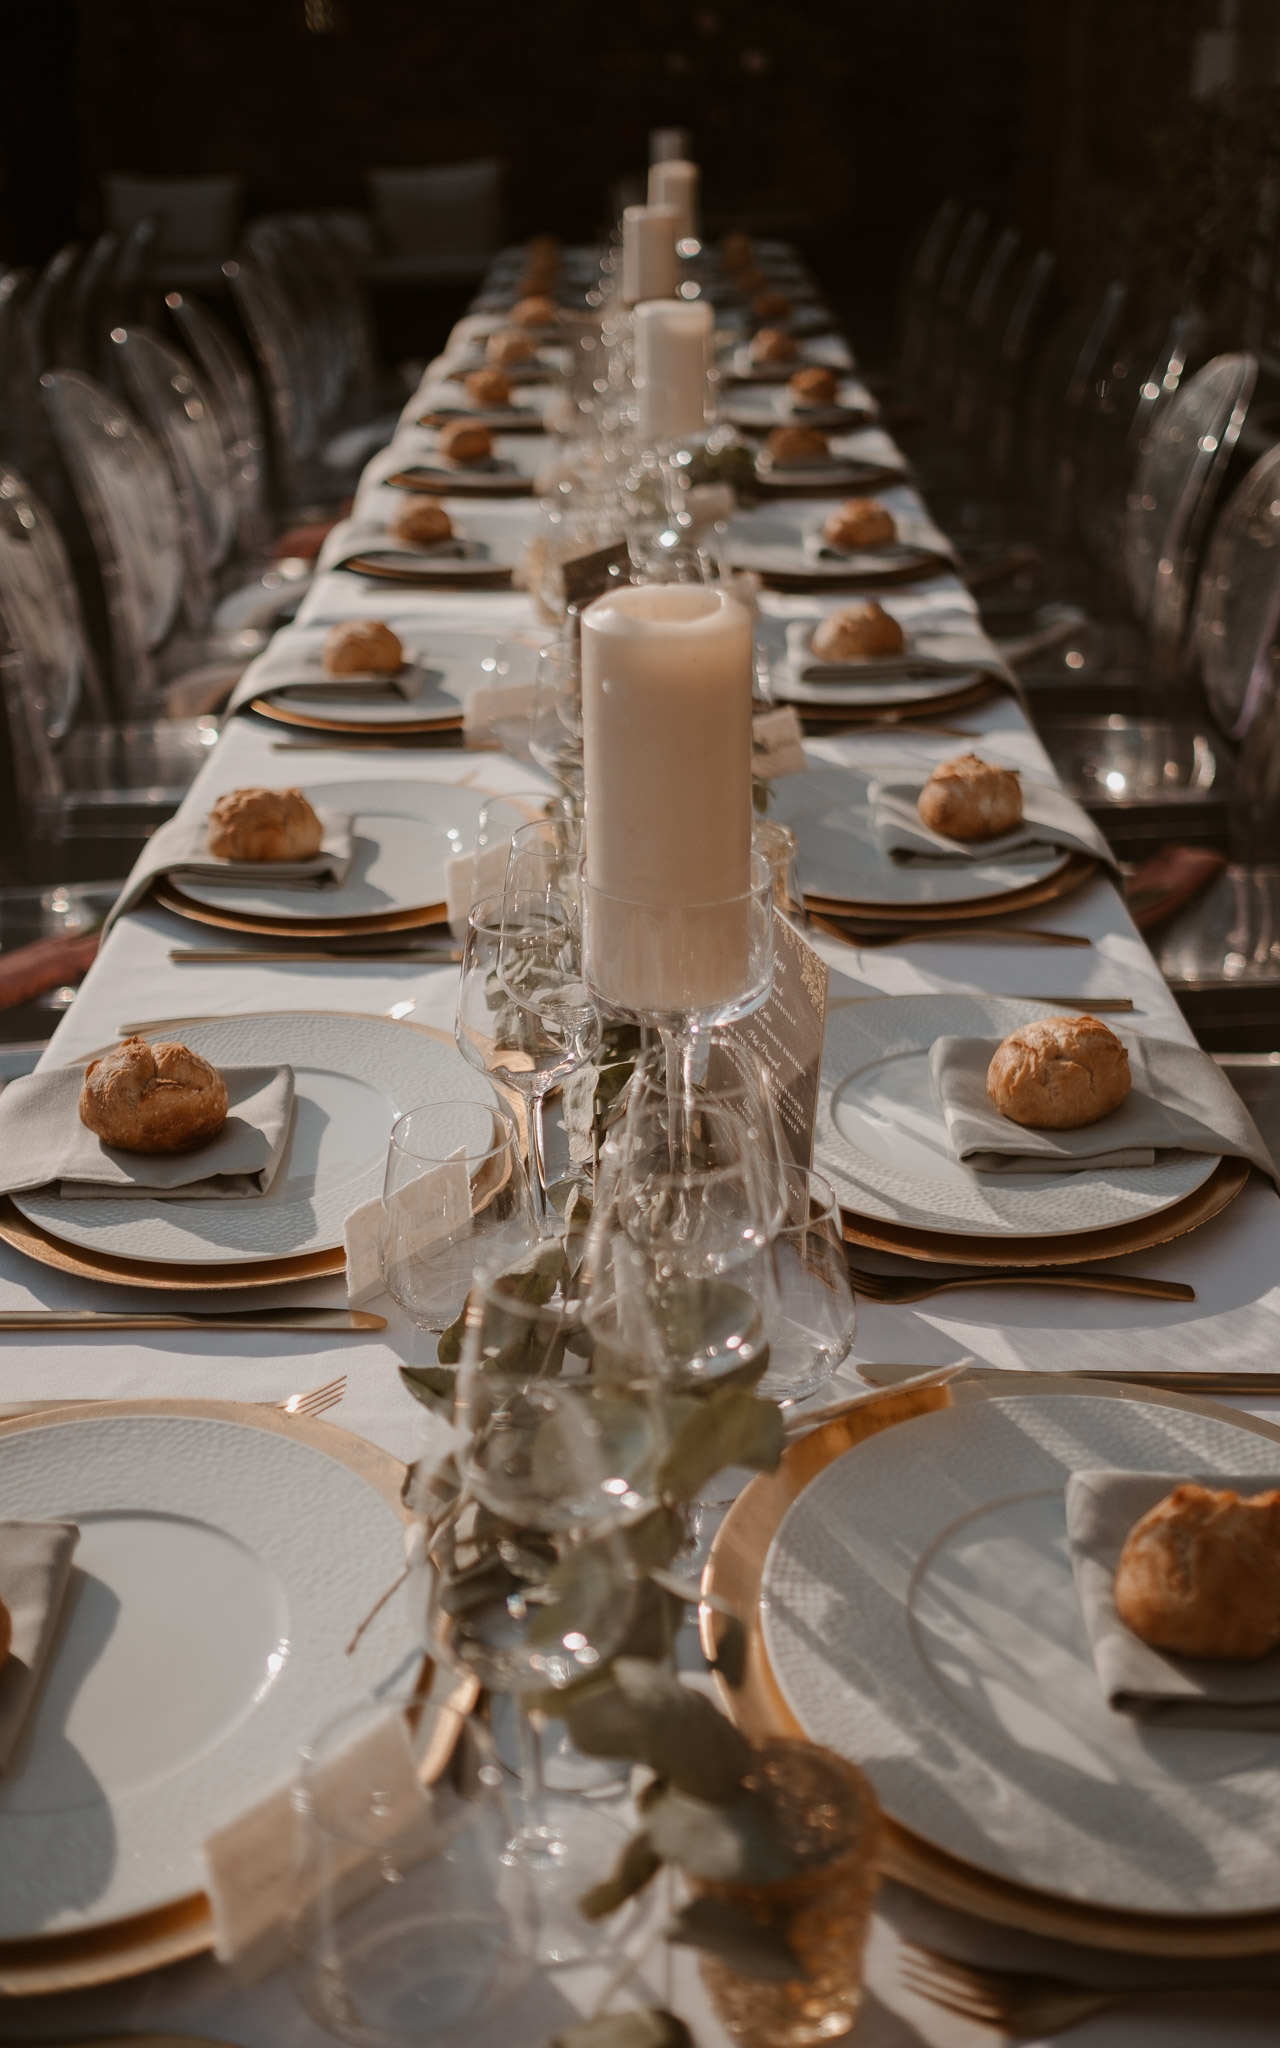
[750,327,797,365]
[823,498,897,551]
[917,753,1022,841]
[790,366,839,406]
[1115,1483,1280,1660]
[753,289,793,321]
[487,330,536,367]
[986,1015,1132,1129]
[79,1036,230,1155]
[437,419,493,464]
[323,620,403,676]
[207,787,324,863]
[465,367,513,407]
[511,294,558,328]
[393,497,453,547]
[767,425,829,468]
[811,600,905,662]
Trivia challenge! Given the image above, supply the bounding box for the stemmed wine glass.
[378,1099,539,1335]
[505,814,582,909]
[529,641,584,807]
[455,893,601,1223]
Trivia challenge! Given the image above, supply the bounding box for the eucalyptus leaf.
[656,1387,784,1502]
[401,1454,460,1523]
[549,2010,691,2048]
[564,1658,752,1800]
[577,1829,662,1920]
[705,1607,748,1689]
[438,1556,522,1617]
[646,1785,797,1886]
[666,1896,805,1982]
[435,1300,469,1366]
[398,1364,458,1419]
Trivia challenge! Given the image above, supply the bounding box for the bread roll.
[986,1015,1132,1129]
[790,365,840,406]
[511,294,558,328]
[1115,1483,1280,1660]
[393,498,453,547]
[79,1036,230,1155]
[487,331,535,367]
[823,498,897,551]
[437,419,493,464]
[767,425,829,468]
[753,289,793,321]
[323,621,403,676]
[811,600,905,662]
[207,787,324,863]
[750,327,797,365]
[917,753,1022,841]
[465,367,513,407]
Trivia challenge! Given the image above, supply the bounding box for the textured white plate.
[259,630,542,728]
[816,996,1215,1235]
[767,766,1065,907]
[0,1411,420,1937]
[14,1012,495,1264]
[177,781,481,919]
[763,1391,1280,1916]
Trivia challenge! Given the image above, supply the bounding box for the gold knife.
[857,1360,1280,1395]
[0,1309,385,1333]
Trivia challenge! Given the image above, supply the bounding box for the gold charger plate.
[249,694,465,738]
[804,850,1097,923]
[701,1374,1280,1956]
[840,1153,1250,1267]
[151,879,449,940]
[0,1396,473,1996]
[0,1012,455,1291]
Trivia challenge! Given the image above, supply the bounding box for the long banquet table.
[3,252,1280,2048]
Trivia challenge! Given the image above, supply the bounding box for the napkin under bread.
[0,1062,295,1199]
[868,775,1118,872]
[102,803,354,934]
[0,1520,79,1770]
[929,1030,1279,1183]
[1067,1469,1280,1726]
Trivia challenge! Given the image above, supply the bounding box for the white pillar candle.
[581,584,754,1014]
[647,159,699,245]
[621,205,678,306]
[634,300,712,443]
[650,126,692,163]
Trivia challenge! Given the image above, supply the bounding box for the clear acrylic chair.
[113,326,236,588]
[927,209,991,411]
[225,248,316,509]
[951,226,1022,440]
[1076,309,1205,574]
[897,196,963,390]
[166,287,271,556]
[1194,441,1280,745]
[1123,350,1257,676]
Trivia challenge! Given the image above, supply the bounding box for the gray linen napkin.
[0,1521,79,1770]
[103,803,353,935]
[0,1062,295,1199]
[1066,1469,1280,1727]
[929,1030,1279,1182]
[782,618,1000,685]
[869,775,1118,873]
[316,517,490,578]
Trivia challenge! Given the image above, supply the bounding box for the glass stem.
[528,1085,551,1226]
[659,1022,698,1175]
[515,1699,548,1840]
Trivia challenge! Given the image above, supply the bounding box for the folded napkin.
[757,427,907,485]
[103,803,354,934]
[315,517,489,579]
[783,618,999,685]
[0,1061,295,1199]
[0,1520,79,1769]
[1066,1469,1280,1727]
[929,1029,1279,1182]
[869,775,1118,873]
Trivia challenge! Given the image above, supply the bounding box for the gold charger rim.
[151,878,449,939]
[0,1397,470,1993]
[803,850,1096,921]
[701,1375,1280,1956]
[249,695,465,736]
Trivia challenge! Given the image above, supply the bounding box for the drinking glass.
[759,1167,856,1406]
[454,894,602,1221]
[504,814,582,910]
[379,1101,538,1333]
[529,641,584,805]
[622,1034,787,1232]
[292,1697,533,2047]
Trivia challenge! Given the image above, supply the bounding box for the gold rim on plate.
[151,879,449,939]
[250,695,465,737]
[0,1396,472,1996]
[701,1374,1280,1956]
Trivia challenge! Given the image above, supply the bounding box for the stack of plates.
[814,995,1247,1267]
[705,1377,1280,1954]
[0,1010,494,1289]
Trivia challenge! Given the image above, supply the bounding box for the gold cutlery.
[781,1363,970,1439]
[845,1260,1195,1304]
[167,947,463,964]
[808,913,1091,948]
[899,1942,1280,2033]
[0,1309,385,1333]
[856,1360,1280,1394]
[279,1373,347,1417]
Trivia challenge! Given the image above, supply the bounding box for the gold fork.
[278,1375,347,1419]
[899,1943,1280,2034]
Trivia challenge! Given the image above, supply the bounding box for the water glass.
[504,814,582,909]
[529,641,584,802]
[759,1167,856,1405]
[379,1101,537,1333]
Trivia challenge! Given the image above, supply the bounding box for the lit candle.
[647,160,699,245]
[621,205,678,306]
[634,300,712,443]
[581,585,754,1013]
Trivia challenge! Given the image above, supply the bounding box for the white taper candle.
[621,205,678,306]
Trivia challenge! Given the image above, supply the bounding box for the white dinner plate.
[177,780,482,918]
[815,996,1217,1235]
[256,630,542,729]
[0,1409,420,1937]
[14,1012,495,1264]
[763,1389,1280,1916]
[766,765,1065,907]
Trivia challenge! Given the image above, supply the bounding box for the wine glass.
[759,1166,856,1405]
[529,641,584,805]
[504,814,582,910]
[454,893,602,1222]
[622,1033,788,1232]
[379,1100,538,1334]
